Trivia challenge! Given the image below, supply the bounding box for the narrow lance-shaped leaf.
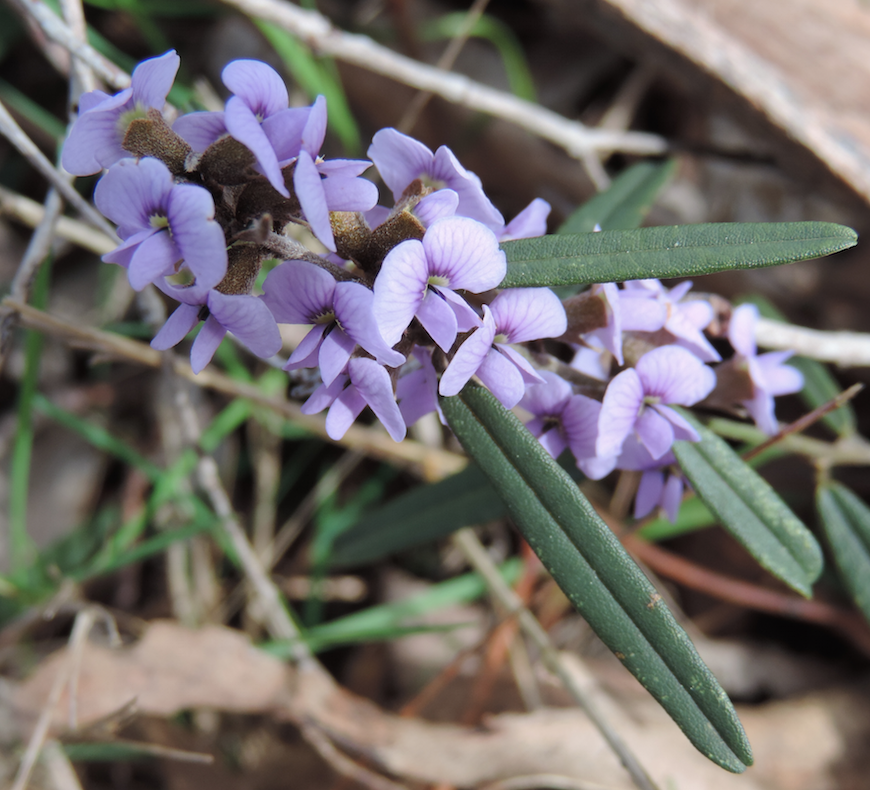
[816,482,870,625]
[672,412,823,597]
[499,222,857,288]
[558,159,677,235]
[331,456,585,568]
[330,463,506,568]
[440,383,752,773]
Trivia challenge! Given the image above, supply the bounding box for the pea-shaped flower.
[95,157,227,295]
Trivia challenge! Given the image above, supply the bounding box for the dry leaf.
[598,0,870,204]
[10,620,870,789]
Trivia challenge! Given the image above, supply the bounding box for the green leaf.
[672,413,823,596]
[441,383,752,772]
[499,222,857,288]
[739,294,857,437]
[816,482,870,624]
[330,463,505,567]
[558,160,676,235]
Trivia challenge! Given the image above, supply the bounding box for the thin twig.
[19,0,130,89]
[478,776,615,790]
[2,298,466,479]
[169,374,314,660]
[0,186,115,255]
[0,99,117,239]
[218,0,668,159]
[0,188,64,372]
[60,0,97,99]
[41,740,84,790]
[397,0,492,134]
[11,607,101,790]
[741,382,864,462]
[622,535,870,657]
[300,723,410,790]
[451,528,659,790]
[755,316,870,367]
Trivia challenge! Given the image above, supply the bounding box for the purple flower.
[397,348,441,427]
[94,157,227,294]
[616,438,683,523]
[302,357,406,442]
[62,50,180,175]
[151,283,282,374]
[726,303,803,434]
[373,217,506,351]
[440,288,567,408]
[262,260,404,384]
[176,60,297,197]
[497,198,551,241]
[294,151,379,252]
[597,344,716,460]
[623,279,719,362]
[520,371,617,479]
[177,79,377,252]
[368,128,504,230]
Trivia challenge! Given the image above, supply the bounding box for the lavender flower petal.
[372,238,430,346]
[207,291,282,360]
[127,230,179,290]
[636,344,716,405]
[347,357,406,442]
[635,407,676,460]
[318,326,356,385]
[498,198,550,241]
[423,217,505,292]
[151,303,200,350]
[294,149,334,250]
[262,260,336,324]
[132,50,181,109]
[173,111,227,152]
[190,315,227,373]
[477,348,526,408]
[225,95,288,197]
[489,287,567,343]
[635,470,665,520]
[222,59,288,118]
[597,367,644,458]
[416,288,460,352]
[333,282,405,367]
[439,308,496,397]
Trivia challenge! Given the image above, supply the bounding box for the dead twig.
[451,528,659,790]
[0,99,117,239]
[0,186,115,255]
[217,0,668,160]
[622,534,870,657]
[300,723,410,790]
[2,298,466,479]
[755,317,870,368]
[11,606,117,790]
[397,0,492,134]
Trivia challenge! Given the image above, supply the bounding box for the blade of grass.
[9,255,52,568]
[266,558,522,656]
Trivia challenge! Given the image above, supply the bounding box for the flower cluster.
[63,51,804,523]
